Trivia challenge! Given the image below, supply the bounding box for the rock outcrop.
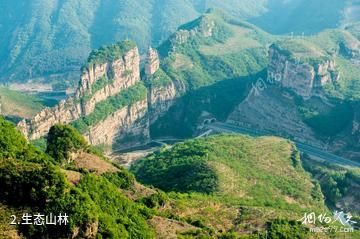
[18,43,145,148]
[144,47,178,124]
[17,42,179,151]
[340,42,360,59]
[79,47,140,115]
[170,16,215,46]
[145,47,160,77]
[268,44,339,99]
[18,99,83,140]
[148,81,177,124]
[84,100,149,149]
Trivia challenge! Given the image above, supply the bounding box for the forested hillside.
[0,0,267,83]
[1,0,358,84]
[2,117,359,238]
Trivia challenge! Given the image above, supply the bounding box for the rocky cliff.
[18,42,178,151]
[144,48,178,124]
[18,42,147,147]
[268,44,339,99]
[148,81,177,124]
[79,47,140,115]
[145,47,160,77]
[84,100,149,149]
[18,99,82,140]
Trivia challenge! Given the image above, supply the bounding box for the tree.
[46,124,87,163]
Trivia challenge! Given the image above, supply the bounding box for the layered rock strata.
[268,44,339,99]
[18,44,178,151]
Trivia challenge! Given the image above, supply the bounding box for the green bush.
[75,174,155,238]
[299,102,353,137]
[46,124,88,162]
[131,140,218,194]
[84,40,136,71]
[266,219,309,239]
[0,158,67,208]
[138,191,168,209]
[0,117,53,164]
[102,170,135,190]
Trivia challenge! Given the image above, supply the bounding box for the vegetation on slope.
[132,135,324,211]
[132,140,217,194]
[83,40,137,71]
[72,82,147,133]
[0,87,47,119]
[0,0,270,83]
[0,118,52,164]
[145,68,173,88]
[296,97,354,137]
[131,134,360,238]
[0,118,155,238]
[250,0,352,35]
[158,11,271,90]
[303,156,360,213]
[152,12,271,137]
[273,28,360,100]
[46,124,88,162]
[2,118,360,238]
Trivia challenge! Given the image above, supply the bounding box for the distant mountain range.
[0,0,359,84]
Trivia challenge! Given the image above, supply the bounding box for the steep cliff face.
[144,47,178,124]
[17,42,180,151]
[145,47,160,77]
[268,44,339,99]
[84,100,149,149]
[18,42,146,148]
[148,82,177,124]
[18,98,83,140]
[79,47,140,115]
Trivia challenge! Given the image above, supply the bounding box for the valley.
[1,2,360,238]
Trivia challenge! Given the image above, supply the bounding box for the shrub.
[102,170,135,190]
[0,158,66,208]
[131,140,218,194]
[138,191,168,209]
[267,219,309,239]
[46,124,87,162]
[0,117,53,164]
[84,40,136,71]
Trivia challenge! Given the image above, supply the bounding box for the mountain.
[3,118,360,238]
[151,10,272,137]
[144,11,360,161]
[2,4,360,239]
[131,134,360,238]
[227,25,360,160]
[0,0,269,84]
[1,0,359,85]
[17,41,161,151]
[0,119,156,238]
[131,135,322,207]
[15,10,271,150]
[14,10,360,161]
[250,0,360,35]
